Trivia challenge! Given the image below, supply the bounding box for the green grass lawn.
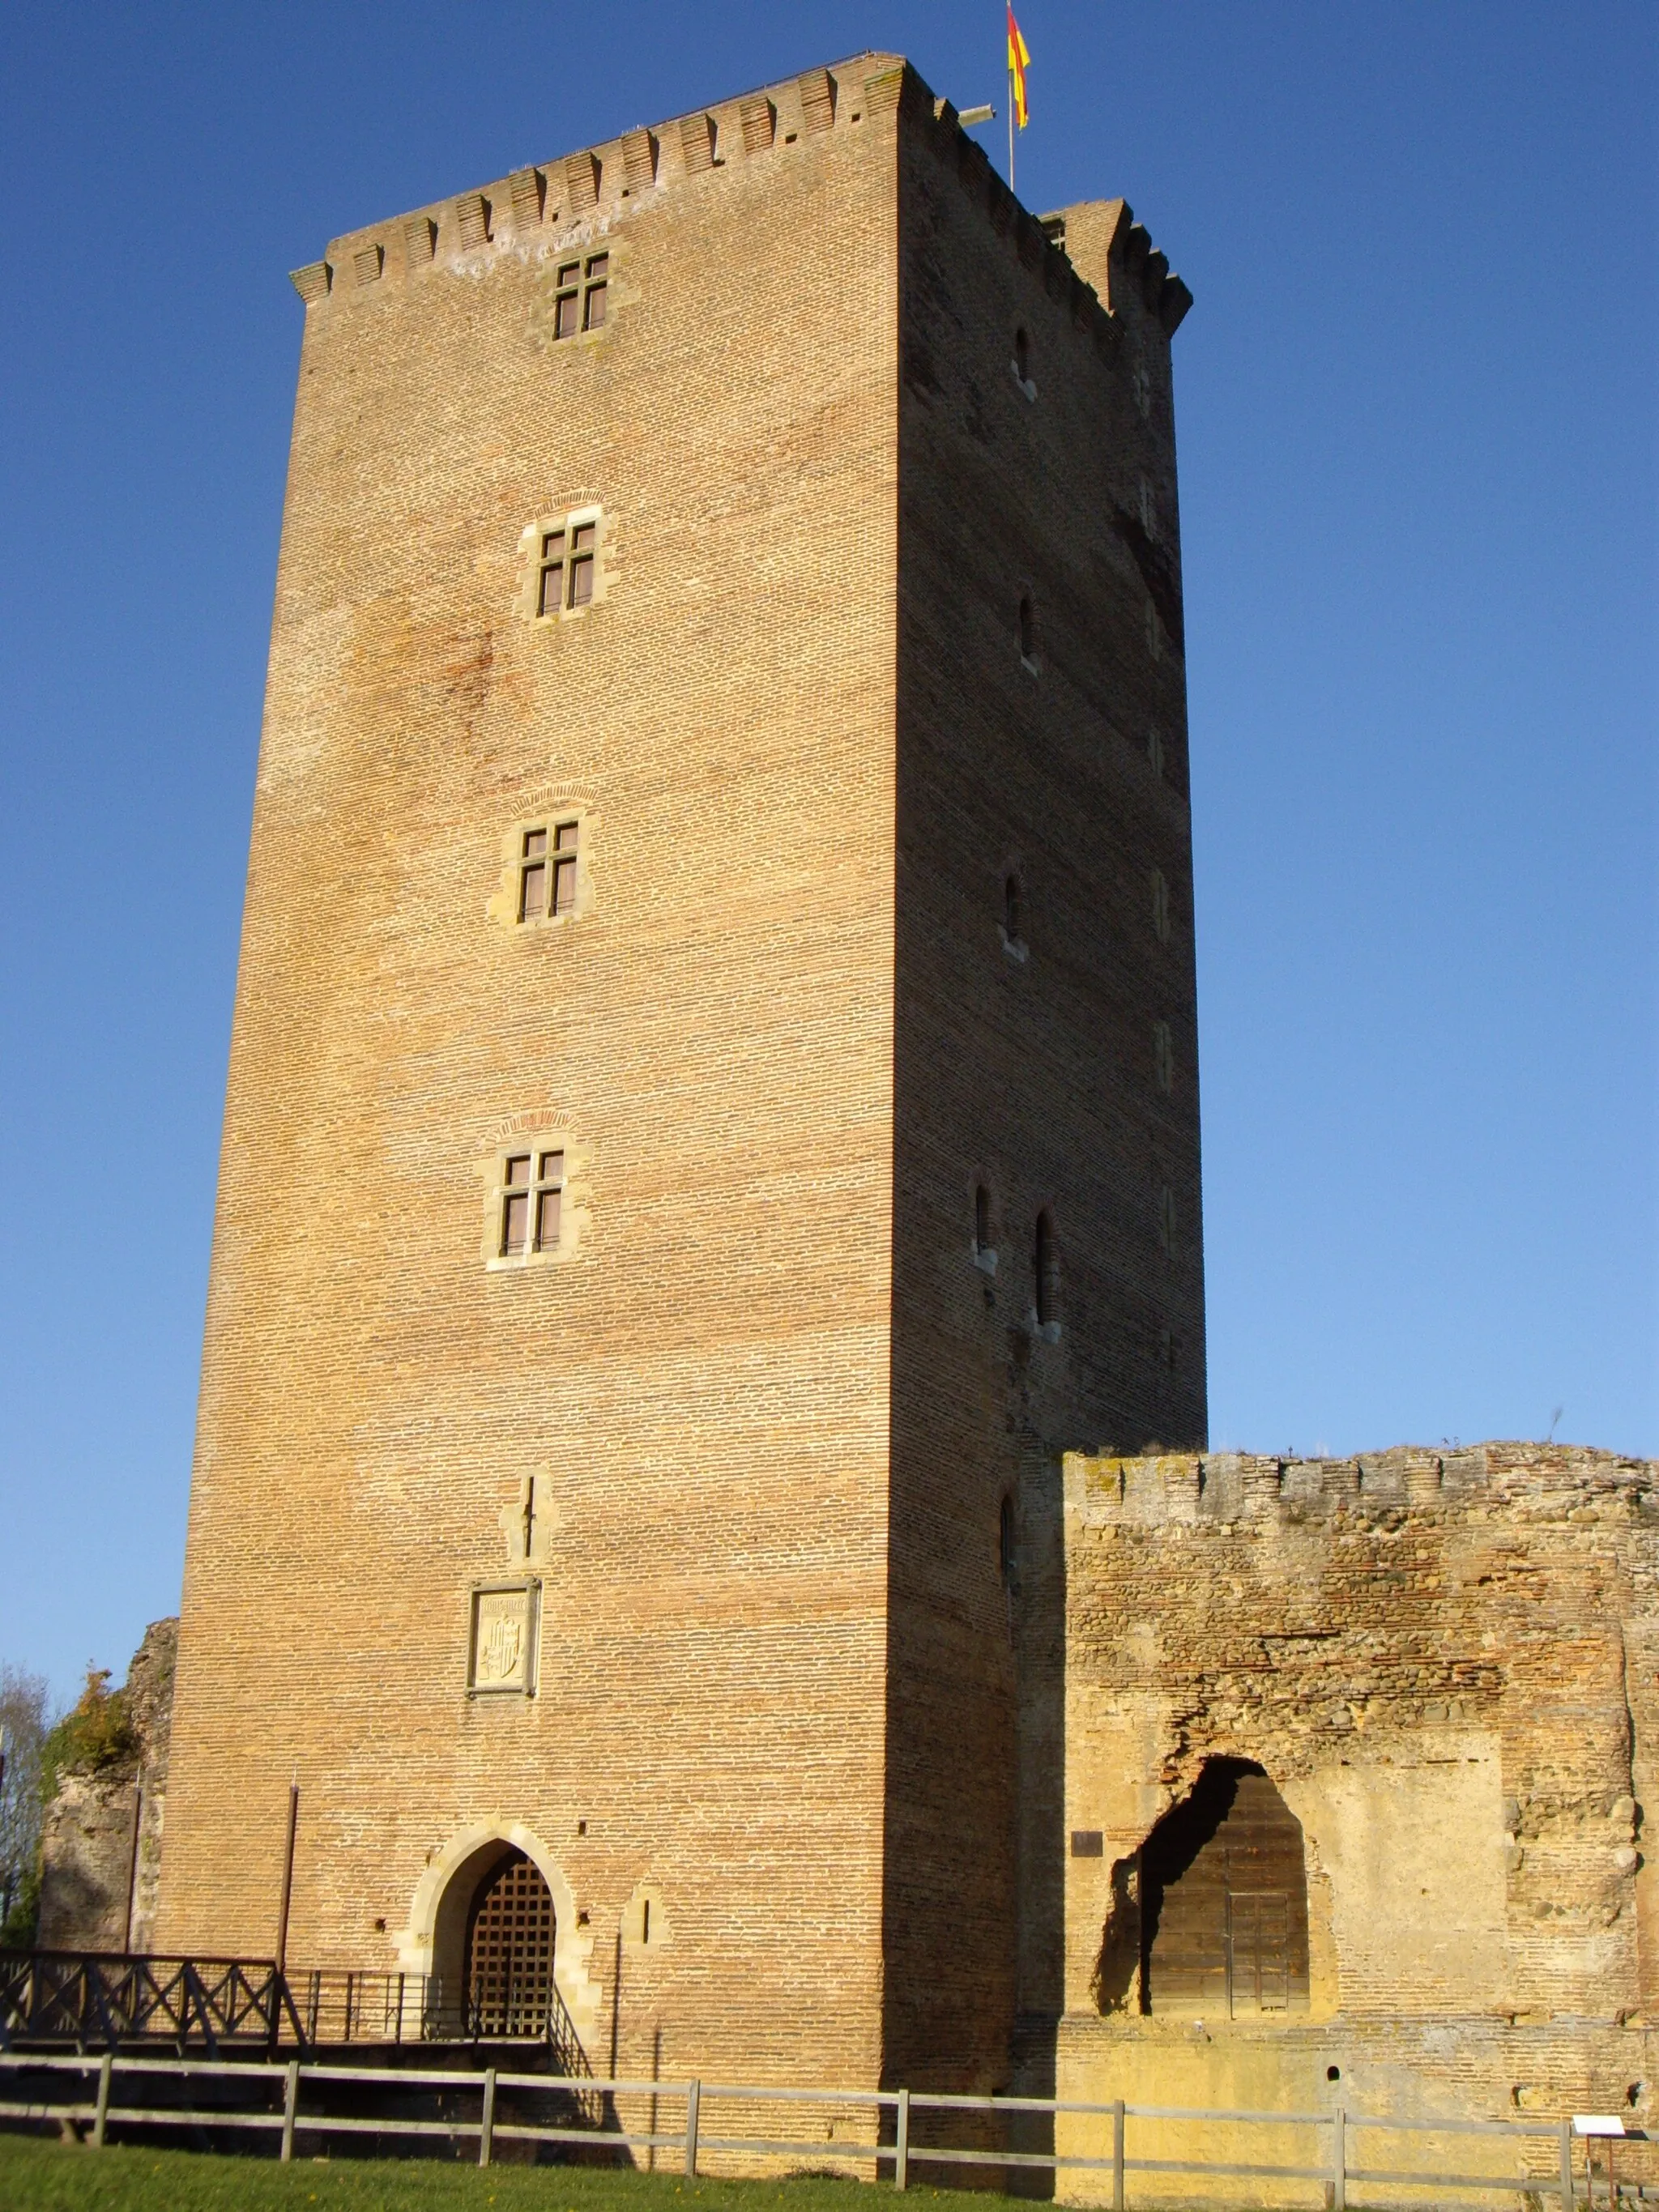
[0,2135,1043,2212]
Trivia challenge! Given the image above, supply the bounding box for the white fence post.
[894,2085,910,2190]
[479,2066,497,2166]
[684,2078,701,2176]
[1112,2097,1125,2212]
[1331,2103,1346,2212]
[92,2052,113,2149]
[279,2059,299,2162]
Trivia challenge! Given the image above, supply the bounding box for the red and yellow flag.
[1007,6,1031,129]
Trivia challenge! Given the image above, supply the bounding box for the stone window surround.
[552,249,610,340]
[519,505,610,624]
[479,1119,590,1273]
[488,802,595,933]
[622,1879,669,1952]
[496,1144,566,1263]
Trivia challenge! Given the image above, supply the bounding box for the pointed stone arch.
[395,1821,599,2047]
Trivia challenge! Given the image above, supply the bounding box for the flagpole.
[1008,63,1015,188]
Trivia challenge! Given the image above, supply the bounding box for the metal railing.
[286,1969,590,2075]
[2,2050,1649,2205]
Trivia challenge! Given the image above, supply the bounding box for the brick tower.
[156,53,1203,2097]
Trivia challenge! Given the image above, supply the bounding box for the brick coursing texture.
[1053,1444,1659,2169]
[156,50,1205,2103]
[38,1619,176,1954]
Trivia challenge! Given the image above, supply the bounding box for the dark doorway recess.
[465,1848,555,2035]
[1140,1759,1310,2018]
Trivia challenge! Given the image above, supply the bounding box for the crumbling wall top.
[1065,1440,1656,1530]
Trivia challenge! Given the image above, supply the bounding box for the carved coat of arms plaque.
[467,1582,539,1694]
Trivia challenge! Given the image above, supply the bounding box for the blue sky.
[2,2,1653,1705]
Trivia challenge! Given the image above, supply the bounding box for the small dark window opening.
[1014,326,1030,383]
[975,1183,992,1255]
[642,1898,651,1943]
[1004,873,1022,945]
[1019,593,1036,663]
[999,1495,1017,1596]
[1034,1209,1056,1328]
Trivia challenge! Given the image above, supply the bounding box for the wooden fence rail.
[0,2051,1641,2207]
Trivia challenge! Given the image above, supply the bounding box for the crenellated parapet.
[288,53,904,307]
[287,52,1192,359]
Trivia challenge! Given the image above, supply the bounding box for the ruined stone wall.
[38,1619,176,1953]
[1055,1443,1657,2166]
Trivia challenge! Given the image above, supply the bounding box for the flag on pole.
[1006,6,1031,130]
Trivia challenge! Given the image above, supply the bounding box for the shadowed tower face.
[156,56,1203,2095]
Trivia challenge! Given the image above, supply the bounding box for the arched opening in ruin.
[1139,1758,1310,2018]
[463,1846,556,2035]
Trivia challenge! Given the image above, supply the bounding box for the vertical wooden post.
[648,2024,662,2174]
[92,2052,113,2149]
[394,1972,405,2045]
[1330,2104,1346,2212]
[1112,2098,1126,2212]
[609,1929,623,2078]
[684,2078,701,2176]
[275,1780,300,1975]
[280,2059,299,2162]
[1559,2117,1576,2210]
[122,1785,143,1954]
[479,2066,497,2166]
[893,2086,910,2191]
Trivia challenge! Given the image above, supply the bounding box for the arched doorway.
[465,1848,556,2035]
[1140,1759,1310,2018]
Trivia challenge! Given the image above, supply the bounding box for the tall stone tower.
[156,53,1203,2095]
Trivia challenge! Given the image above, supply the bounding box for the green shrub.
[38,1668,137,1805]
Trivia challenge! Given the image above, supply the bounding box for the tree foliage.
[0,1664,50,1947]
[39,1668,137,1805]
